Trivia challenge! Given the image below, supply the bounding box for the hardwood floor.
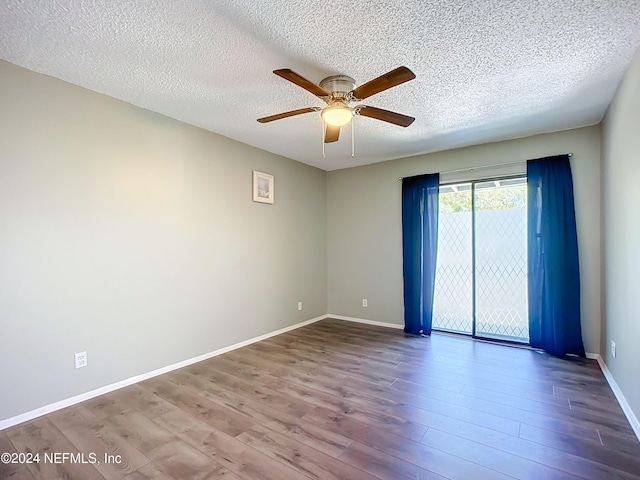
[2,318,639,479]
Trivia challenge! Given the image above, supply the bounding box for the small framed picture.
[253,171,274,204]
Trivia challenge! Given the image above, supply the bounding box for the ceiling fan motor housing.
[319,75,356,97]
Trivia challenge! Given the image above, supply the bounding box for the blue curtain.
[402,173,440,335]
[527,155,585,357]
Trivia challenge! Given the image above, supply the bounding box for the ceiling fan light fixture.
[321,105,353,127]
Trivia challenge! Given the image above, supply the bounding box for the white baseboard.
[592,354,640,442]
[328,314,404,330]
[0,314,327,431]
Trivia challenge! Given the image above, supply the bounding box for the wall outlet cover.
[75,351,87,369]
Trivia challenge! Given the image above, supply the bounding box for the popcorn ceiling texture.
[1,0,639,170]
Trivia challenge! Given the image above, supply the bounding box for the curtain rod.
[398,153,573,180]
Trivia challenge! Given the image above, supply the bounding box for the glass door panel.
[432,183,473,335]
[474,178,529,342]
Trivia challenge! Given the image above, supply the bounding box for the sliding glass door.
[432,177,529,343]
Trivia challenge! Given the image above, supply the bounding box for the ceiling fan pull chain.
[322,119,326,158]
[351,116,355,158]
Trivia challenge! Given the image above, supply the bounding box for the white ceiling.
[1,1,639,171]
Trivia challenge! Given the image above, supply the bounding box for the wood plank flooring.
[2,318,639,479]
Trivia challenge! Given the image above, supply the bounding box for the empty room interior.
[1,1,640,479]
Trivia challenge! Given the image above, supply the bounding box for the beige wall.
[601,46,640,421]
[0,61,327,421]
[328,126,602,354]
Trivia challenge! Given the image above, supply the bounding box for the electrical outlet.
[362,298,368,307]
[75,351,87,369]
[611,341,616,358]
[297,301,303,311]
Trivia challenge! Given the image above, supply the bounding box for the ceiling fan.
[257,67,416,145]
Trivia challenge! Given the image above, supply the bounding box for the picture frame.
[253,171,274,204]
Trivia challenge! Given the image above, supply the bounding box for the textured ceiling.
[1,1,639,170]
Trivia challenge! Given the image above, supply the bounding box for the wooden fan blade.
[274,69,329,97]
[324,125,340,143]
[257,107,316,123]
[351,66,416,100]
[357,106,415,127]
